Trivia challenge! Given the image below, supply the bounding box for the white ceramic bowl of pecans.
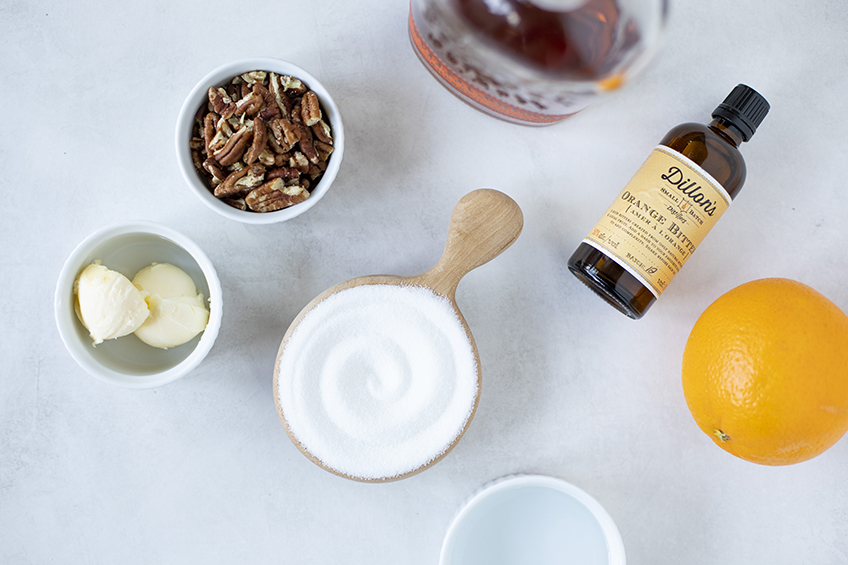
[176,58,344,224]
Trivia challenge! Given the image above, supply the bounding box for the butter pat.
[75,263,150,345]
[132,263,209,349]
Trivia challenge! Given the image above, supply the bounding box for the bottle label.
[582,145,732,298]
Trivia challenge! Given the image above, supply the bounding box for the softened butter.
[132,263,209,349]
[75,263,150,345]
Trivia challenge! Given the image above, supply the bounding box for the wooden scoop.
[273,189,524,482]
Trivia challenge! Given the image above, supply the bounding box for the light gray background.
[3,1,847,563]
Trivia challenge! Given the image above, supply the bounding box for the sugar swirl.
[277,284,478,480]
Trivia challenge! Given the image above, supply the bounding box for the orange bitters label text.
[583,146,732,298]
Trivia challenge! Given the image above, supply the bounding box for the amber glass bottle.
[408,0,668,124]
[568,84,769,319]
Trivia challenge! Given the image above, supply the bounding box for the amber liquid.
[453,0,639,80]
[567,119,747,319]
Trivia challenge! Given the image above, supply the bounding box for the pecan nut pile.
[190,71,335,213]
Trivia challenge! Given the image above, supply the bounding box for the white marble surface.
[3,1,848,563]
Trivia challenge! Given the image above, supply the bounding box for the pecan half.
[301,91,321,126]
[223,197,247,210]
[240,71,267,85]
[245,178,309,212]
[312,119,333,145]
[296,124,319,164]
[289,151,310,173]
[268,118,300,152]
[203,158,227,183]
[209,116,234,152]
[268,73,293,119]
[208,88,236,119]
[191,149,203,171]
[214,163,266,198]
[266,167,301,181]
[268,119,287,152]
[267,131,286,155]
[233,163,267,192]
[279,118,301,146]
[244,118,268,165]
[213,126,253,166]
[290,100,303,124]
[313,139,334,162]
[254,83,280,121]
[203,113,217,155]
[225,115,243,131]
[258,148,276,167]
[280,75,308,95]
[214,166,250,198]
[307,164,324,181]
[234,91,264,117]
[274,152,292,167]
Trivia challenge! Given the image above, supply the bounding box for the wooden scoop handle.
[414,189,523,298]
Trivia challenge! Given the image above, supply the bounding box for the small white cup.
[440,474,626,565]
[175,58,345,224]
[55,222,223,389]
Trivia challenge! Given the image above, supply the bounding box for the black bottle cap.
[711,84,770,142]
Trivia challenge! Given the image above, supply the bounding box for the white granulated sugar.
[276,284,479,480]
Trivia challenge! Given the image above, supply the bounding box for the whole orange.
[682,278,848,465]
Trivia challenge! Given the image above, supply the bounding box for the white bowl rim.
[54,221,223,389]
[439,474,626,565]
[175,57,345,225]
